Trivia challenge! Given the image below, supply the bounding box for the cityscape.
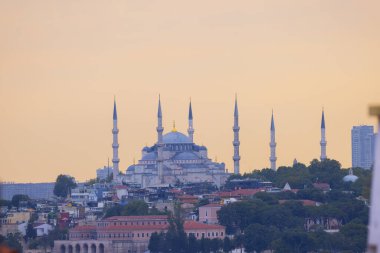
[1,1,380,253]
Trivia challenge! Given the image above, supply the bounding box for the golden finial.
[172,120,177,132]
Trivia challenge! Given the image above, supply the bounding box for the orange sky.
[0,1,379,183]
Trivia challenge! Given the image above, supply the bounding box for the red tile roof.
[104,215,167,221]
[200,203,222,208]
[218,188,264,198]
[184,221,224,230]
[98,224,168,231]
[71,225,96,232]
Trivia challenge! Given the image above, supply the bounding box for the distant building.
[121,98,229,188]
[199,203,222,224]
[0,182,55,200]
[351,125,376,169]
[96,166,113,181]
[53,215,225,253]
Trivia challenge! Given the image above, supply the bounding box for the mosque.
[108,95,329,188]
[110,97,238,188]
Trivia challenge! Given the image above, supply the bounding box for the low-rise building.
[54,215,225,253]
[199,203,222,224]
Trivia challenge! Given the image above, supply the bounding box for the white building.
[352,125,376,169]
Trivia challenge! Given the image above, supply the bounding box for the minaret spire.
[320,109,327,161]
[270,110,277,171]
[156,95,164,184]
[233,95,240,174]
[188,99,194,142]
[112,98,120,177]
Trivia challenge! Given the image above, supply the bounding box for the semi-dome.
[173,152,200,160]
[163,131,191,143]
[141,152,157,160]
[343,169,358,183]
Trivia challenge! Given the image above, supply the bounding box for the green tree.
[26,222,37,241]
[11,194,30,208]
[53,174,76,198]
[3,232,23,253]
[223,237,233,253]
[123,200,149,216]
[244,223,278,253]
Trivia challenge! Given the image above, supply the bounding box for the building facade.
[0,183,55,200]
[120,98,229,188]
[351,125,376,169]
[54,215,225,253]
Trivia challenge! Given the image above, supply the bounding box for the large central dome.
[163,131,191,143]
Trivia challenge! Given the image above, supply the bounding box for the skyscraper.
[351,125,375,169]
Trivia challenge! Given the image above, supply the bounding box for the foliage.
[53,174,77,198]
[104,200,166,218]
[1,233,23,253]
[11,194,30,209]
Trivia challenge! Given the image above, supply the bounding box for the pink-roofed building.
[199,203,222,224]
[54,215,225,253]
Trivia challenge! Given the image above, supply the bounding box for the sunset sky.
[0,1,379,183]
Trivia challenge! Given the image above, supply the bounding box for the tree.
[244,223,278,253]
[340,222,367,253]
[223,237,233,253]
[148,232,163,253]
[53,175,76,198]
[3,233,23,253]
[25,222,37,241]
[11,194,30,209]
[123,200,149,216]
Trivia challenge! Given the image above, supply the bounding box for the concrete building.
[368,106,380,253]
[351,125,376,169]
[0,182,55,200]
[96,165,113,181]
[199,203,222,224]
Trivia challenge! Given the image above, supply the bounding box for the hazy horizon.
[1,1,379,183]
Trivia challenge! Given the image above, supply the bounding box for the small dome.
[343,169,358,182]
[173,152,200,160]
[163,132,191,143]
[126,165,136,172]
[141,152,157,160]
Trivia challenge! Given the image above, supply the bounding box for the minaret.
[112,98,120,176]
[232,96,240,174]
[188,100,194,142]
[320,109,327,161]
[270,111,277,171]
[156,96,164,184]
[368,106,380,253]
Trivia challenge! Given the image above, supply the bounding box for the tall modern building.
[351,125,376,169]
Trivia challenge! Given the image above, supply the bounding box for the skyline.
[1,1,380,182]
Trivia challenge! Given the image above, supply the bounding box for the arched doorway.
[75,244,81,253]
[99,244,104,253]
[90,244,96,253]
[83,244,89,253]
[60,245,66,253]
[68,245,73,253]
